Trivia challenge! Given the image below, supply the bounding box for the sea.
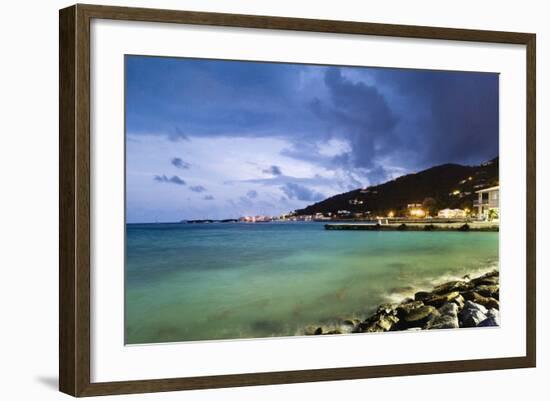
[125,222,499,344]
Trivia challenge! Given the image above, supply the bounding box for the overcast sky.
[125,56,498,223]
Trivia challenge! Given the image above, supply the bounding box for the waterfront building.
[474,185,499,220]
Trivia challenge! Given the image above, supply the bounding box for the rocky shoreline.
[304,270,500,335]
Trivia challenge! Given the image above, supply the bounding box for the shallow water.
[125,222,499,344]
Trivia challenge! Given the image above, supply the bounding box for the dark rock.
[303,326,318,335]
[398,305,439,329]
[474,270,499,280]
[396,300,424,318]
[472,276,499,286]
[325,329,343,335]
[397,223,408,231]
[474,284,499,299]
[432,280,472,295]
[463,291,499,310]
[458,223,470,231]
[414,291,432,301]
[429,302,459,330]
[314,327,323,335]
[424,291,460,308]
[459,301,488,327]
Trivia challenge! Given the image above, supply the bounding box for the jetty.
[325,222,498,232]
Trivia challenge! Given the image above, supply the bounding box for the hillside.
[296,157,498,217]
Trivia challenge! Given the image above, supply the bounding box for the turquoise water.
[125,222,499,344]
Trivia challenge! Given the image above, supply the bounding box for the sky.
[125,56,499,223]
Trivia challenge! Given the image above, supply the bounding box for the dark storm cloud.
[281,183,324,202]
[246,190,258,199]
[371,68,499,168]
[171,157,190,169]
[189,185,206,193]
[153,175,186,185]
[262,165,283,176]
[127,56,498,183]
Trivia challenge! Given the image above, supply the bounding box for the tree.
[488,208,499,221]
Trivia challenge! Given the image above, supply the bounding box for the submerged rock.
[459,301,488,327]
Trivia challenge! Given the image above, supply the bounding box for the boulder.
[397,305,439,329]
[314,327,323,335]
[429,302,459,330]
[473,270,499,281]
[376,303,398,316]
[477,308,500,327]
[451,294,465,311]
[432,280,472,295]
[359,313,399,333]
[459,301,488,327]
[474,285,499,299]
[396,300,424,318]
[414,291,432,301]
[424,291,460,308]
[303,325,319,335]
[472,276,499,286]
[463,291,499,310]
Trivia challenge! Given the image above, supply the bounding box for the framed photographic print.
[59,4,536,397]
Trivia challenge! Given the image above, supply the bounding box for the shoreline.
[303,269,500,335]
[325,222,499,232]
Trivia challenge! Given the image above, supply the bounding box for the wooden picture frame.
[59,3,536,397]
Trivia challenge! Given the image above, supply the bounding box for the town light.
[387,211,395,218]
[409,208,426,217]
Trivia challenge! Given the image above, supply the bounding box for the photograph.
[124,55,500,344]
